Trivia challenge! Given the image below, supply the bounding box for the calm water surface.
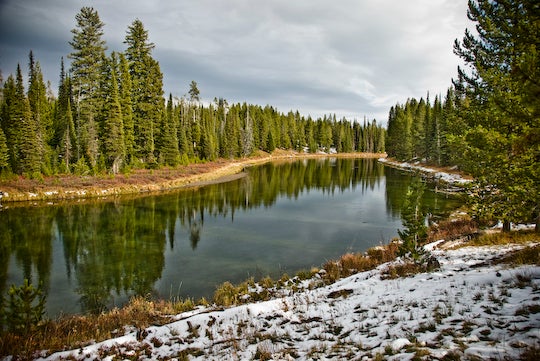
[0,158,462,316]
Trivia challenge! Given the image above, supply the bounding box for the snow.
[36,240,540,361]
[378,158,472,186]
[491,221,537,232]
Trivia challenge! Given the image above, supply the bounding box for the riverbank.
[0,151,385,203]
[31,232,540,361]
[378,158,473,187]
[0,150,385,204]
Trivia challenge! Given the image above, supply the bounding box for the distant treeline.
[0,7,384,178]
[386,87,461,167]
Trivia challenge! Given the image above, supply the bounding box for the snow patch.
[391,338,411,351]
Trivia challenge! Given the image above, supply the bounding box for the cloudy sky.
[0,0,471,124]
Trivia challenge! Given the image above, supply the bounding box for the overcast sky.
[0,0,472,124]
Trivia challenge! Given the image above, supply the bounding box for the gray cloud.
[0,0,472,124]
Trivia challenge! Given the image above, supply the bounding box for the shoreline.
[378,157,473,188]
[0,152,385,204]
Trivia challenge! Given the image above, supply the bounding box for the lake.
[0,158,463,317]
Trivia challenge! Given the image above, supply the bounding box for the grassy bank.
[0,151,385,203]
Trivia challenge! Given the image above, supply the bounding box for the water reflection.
[0,158,461,316]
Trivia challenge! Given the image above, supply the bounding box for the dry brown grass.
[495,244,540,266]
[322,242,399,283]
[468,230,539,247]
[0,295,199,360]
[427,218,479,243]
[381,262,426,279]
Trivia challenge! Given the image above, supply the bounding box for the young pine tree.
[398,176,428,264]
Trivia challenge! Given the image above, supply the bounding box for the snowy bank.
[36,241,540,360]
[378,158,472,188]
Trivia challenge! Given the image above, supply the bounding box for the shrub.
[2,279,46,335]
[397,177,429,264]
[213,281,245,307]
[427,218,479,243]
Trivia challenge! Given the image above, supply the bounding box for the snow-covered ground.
[37,241,540,361]
[378,158,472,186]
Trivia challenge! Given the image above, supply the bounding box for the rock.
[391,338,411,351]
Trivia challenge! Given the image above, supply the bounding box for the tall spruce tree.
[15,65,41,174]
[54,58,76,172]
[1,75,18,171]
[124,19,164,165]
[101,54,125,173]
[27,51,50,171]
[68,6,107,168]
[59,97,76,173]
[118,53,135,164]
[160,94,180,165]
[452,0,540,231]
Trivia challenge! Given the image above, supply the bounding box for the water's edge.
[0,152,386,204]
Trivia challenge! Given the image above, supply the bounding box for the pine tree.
[423,95,432,161]
[59,97,75,173]
[188,80,200,102]
[68,6,107,168]
[118,53,135,164]
[53,58,77,173]
[15,65,41,175]
[241,103,254,156]
[5,279,46,335]
[412,98,426,159]
[0,126,9,171]
[398,177,428,263]
[27,51,50,170]
[452,0,540,231]
[429,95,442,165]
[101,54,125,173]
[307,120,317,153]
[125,19,164,165]
[159,94,180,165]
[386,103,413,160]
[1,75,18,171]
[440,87,455,165]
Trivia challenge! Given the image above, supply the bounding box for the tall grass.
[0,295,200,359]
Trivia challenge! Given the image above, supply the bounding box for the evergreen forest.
[0,7,385,179]
[386,0,539,231]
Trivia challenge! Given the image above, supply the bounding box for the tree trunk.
[502,220,511,232]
